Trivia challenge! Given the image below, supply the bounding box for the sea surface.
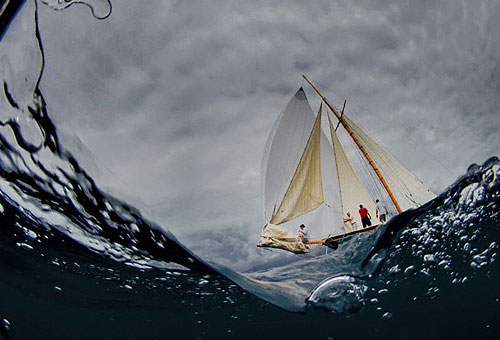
[1,1,500,339]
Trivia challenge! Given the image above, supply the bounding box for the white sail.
[257,77,437,254]
[261,88,317,221]
[270,105,324,225]
[258,223,309,253]
[258,96,340,253]
[342,116,436,211]
[327,114,377,232]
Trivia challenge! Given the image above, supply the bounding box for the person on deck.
[375,199,388,223]
[358,204,372,228]
[298,224,310,243]
[343,212,358,231]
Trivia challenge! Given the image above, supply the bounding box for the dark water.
[1,1,500,339]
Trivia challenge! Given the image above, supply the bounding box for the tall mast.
[302,75,403,213]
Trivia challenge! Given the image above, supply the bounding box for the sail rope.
[322,201,342,214]
[322,94,409,207]
[404,193,420,206]
[334,113,384,203]
[308,78,454,180]
[353,126,430,205]
[352,127,414,210]
[355,142,386,201]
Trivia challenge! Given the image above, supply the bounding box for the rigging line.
[353,103,454,180]
[335,100,347,131]
[312,79,349,108]
[327,110,346,215]
[351,132,385,201]
[368,142,419,199]
[310,79,380,133]
[304,75,404,213]
[323,203,343,214]
[312,78,453,179]
[350,121,425,201]
[369,159,391,202]
[360,154,381,198]
[335,117,371,193]
[404,193,420,206]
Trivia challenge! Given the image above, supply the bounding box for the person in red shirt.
[358,204,372,228]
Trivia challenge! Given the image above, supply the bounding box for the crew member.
[358,204,372,228]
[375,199,388,223]
[343,212,358,231]
[298,224,310,243]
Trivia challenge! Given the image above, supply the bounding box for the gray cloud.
[25,0,500,268]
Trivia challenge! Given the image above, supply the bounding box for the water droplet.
[388,265,401,275]
[378,289,389,296]
[423,254,437,264]
[16,242,33,251]
[404,265,415,276]
[2,319,10,330]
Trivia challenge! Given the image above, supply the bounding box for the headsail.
[270,105,324,225]
[261,88,317,221]
[327,114,376,232]
[258,95,328,254]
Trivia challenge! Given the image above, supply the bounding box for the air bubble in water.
[308,275,366,314]
[2,319,10,330]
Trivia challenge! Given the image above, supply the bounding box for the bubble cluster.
[360,157,500,317]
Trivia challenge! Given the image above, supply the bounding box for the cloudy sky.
[14,0,499,269]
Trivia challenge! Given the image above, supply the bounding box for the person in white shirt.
[298,224,310,243]
[375,199,388,223]
[343,212,358,231]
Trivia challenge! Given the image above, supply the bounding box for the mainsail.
[257,77,436,254]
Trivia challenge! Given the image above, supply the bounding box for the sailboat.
[256,76,436,254]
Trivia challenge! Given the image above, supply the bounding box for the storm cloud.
[25,0,500,269]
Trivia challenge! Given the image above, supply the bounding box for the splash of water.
[40,0,112,19]
[0,0,210,274]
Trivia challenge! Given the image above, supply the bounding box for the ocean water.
[1,1,500,339]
